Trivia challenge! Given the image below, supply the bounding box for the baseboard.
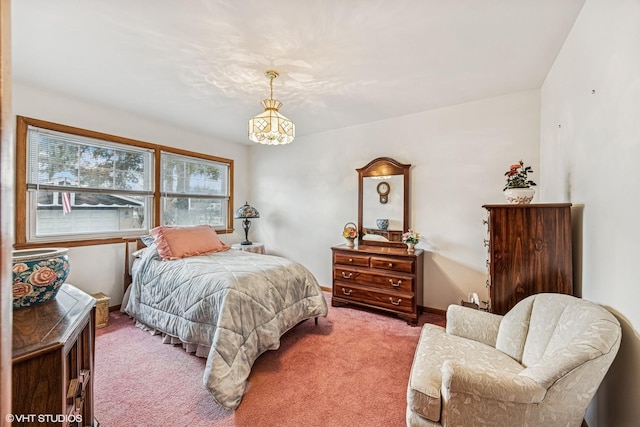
[421,305,446,316]
[320,285,332,293]
[109,304,121,312]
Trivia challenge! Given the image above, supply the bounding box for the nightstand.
[231,242,265,254]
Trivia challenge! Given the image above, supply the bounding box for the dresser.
[331,244,424,325]
[484,203,573,315]
[12,284,97,427]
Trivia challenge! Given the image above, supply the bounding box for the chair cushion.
[520,302,622,388]
[521,294,576,367]
[495,296,534,362]
[407,324,524,422]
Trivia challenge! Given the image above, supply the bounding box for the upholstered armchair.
[407,293,621,427]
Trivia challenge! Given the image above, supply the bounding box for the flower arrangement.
[402,229,420,245]
[504,160,537,191]
[342,223,358,240]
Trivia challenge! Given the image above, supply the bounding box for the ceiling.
[11,0,585,145]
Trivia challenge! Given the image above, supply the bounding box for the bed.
[122,226,328,410]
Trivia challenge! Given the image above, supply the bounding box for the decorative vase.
[346,238,355,248]
[12,248,70,309]
[406,242,415,252]
[376,219,389,230]
[504,187,535,204]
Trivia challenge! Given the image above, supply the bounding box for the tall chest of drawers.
[12,284,97,427]
[484,203,573,315]
[331,245,424,325]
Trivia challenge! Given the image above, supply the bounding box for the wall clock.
[377,181,390,204]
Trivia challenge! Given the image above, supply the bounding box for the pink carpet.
[94,293,445,426]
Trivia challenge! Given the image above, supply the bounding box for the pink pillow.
[149,225,229,260]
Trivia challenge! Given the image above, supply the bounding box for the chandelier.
[248,70,295,145]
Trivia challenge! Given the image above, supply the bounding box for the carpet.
[94,293,445,426]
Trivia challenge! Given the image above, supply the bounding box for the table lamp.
[234,202,260,245]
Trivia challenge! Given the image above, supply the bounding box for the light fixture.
[234,202,260,245]
[248,70,295,145]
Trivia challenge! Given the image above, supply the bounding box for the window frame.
[159,151,231,229]
[15,116,234,249]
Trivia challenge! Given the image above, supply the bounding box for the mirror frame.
[357,157,411,248]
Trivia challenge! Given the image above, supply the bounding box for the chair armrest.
[441,360,546,404]
[446,304,503,347]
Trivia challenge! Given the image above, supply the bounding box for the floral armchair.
[406,293,621,426]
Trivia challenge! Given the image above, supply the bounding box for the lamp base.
[240,219,253,246]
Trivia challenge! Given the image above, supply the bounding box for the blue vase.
[12,248,70,309]
[376,219,389,230]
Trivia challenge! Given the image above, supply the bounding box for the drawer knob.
[388,279,403,287]
[341,271,353,279]
[388,262,393,267]
[389,297,402,306]
[348,258,353,262]
[342,288,352,296]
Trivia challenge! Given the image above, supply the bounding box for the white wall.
[249,90,541,310]
[540,0,640,425]
[12,82,250,306]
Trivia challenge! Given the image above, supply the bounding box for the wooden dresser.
[12,284,97,427]
[331,244,424,325]
[484,203,573,315]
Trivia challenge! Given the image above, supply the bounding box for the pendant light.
[248,70,295,145]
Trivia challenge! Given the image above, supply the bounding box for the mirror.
[357,157,410,247]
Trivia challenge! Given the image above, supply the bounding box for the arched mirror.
[357,157,410,248]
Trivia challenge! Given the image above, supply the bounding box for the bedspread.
[123,246,328,409]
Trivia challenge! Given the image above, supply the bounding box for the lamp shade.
[234,202,260,219]
[248,70,295,145]
[248,100,295,145]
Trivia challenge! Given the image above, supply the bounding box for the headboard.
[123,237,146,293]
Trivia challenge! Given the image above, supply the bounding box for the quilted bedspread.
[123,246,328,409]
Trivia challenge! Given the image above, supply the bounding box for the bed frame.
[123,237,145,294]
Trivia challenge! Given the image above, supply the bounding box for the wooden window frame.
[15,116,234,249]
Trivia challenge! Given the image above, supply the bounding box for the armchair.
[407,293,621,426]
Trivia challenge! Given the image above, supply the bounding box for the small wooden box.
[92,292,110,328]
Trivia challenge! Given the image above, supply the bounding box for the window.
[15,117,234,247]
[24,125,153,242]
[160,152,230,229]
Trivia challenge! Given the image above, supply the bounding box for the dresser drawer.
[333,284,414,313]
[370,256,414,273]
[333,268,413,293]
[334,252,370,267]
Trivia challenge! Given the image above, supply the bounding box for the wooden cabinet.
[331,245,424,324]
[484,203,573,315]
[12,284,97,427]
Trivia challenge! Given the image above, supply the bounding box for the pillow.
[131,248,148,258]
[140,234,156,247]
[149,225,229,261]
